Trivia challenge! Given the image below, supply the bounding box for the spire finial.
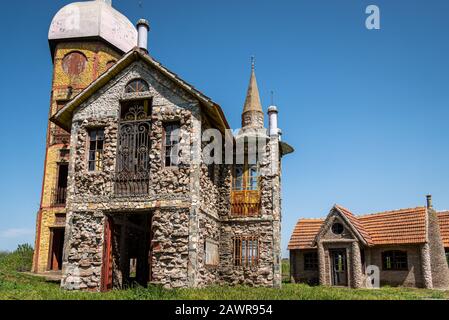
[270,90,275,105]
[251,55,255,70]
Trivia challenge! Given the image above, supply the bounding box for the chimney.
[268,105,279,137]
[426,195,433,209]
[136,19,150,51]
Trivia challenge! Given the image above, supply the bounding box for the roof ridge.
[359,207,426,218]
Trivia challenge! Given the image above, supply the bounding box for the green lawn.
[1,246,448,300]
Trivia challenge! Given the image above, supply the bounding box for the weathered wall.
[290,249,319,285]
[368,245,424,288]
[33,41,121,273]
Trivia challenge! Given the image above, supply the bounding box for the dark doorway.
[330,249,348,286]
[48,228,65,271]
[101,213,152,291]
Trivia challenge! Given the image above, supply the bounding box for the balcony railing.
[52,187,67,206]
[114,174,150,197]
[51,127,70,146]
[230,191,261,217]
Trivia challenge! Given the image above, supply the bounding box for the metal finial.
[270,90,275,105]
[251,56,255,70]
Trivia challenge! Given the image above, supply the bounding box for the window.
[233,236,259,267]
[163,123,180,167]
[331,222,344,235]
[382,250,408,271]
[52,163,68,205]
[125,79,149,93]
[88,129,104,171]
[115,100,152,196]
[445,249,449,267]
[304,252,318,271]
[204,240,219,266]
[232,164,259,191]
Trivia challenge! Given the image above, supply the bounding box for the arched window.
[125,79,149,93]
[382,250,408,271]
[62,51,87,76]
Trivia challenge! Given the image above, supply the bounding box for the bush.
[0,244,34,273]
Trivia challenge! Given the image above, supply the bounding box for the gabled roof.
[288,206,433,250]
[438,211,449,247]
[288,218,323,250]
[52,47,230,133]
[335,205,374,246]
[359,207,427,245]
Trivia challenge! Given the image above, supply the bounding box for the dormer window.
[125,79,149,93]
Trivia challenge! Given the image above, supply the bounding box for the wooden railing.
[230,191,261,217]
[52,187,67,206]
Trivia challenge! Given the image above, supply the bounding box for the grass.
[1,246,448,300]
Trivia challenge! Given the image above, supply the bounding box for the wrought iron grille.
[114,102,151,196]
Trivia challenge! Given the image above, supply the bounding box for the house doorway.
[48,228,65,271]
[101,213,152,291]
[330,249,348,286]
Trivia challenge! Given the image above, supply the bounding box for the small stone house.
[37,1,293,292]
[288,196,449,289]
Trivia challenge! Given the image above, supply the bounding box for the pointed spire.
[242,57,263,116]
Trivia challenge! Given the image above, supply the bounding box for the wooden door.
[101,217,113,292]
[331,249,348,286]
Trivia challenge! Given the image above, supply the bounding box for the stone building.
[33,0,293,292]
[288,196,449,289]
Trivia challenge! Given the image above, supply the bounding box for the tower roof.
[242,62,263,115]
[48,0,137,56]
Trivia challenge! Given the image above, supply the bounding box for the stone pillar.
[420,243,433,289]
[187,107,202,288]
[351,242,363,289]
[317,242,326,286]
[270,136,282,288]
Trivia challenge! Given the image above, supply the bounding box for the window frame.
[233,236,259,268]
[382,250,408,271]
[87,128,105,172]
[162,122,181,169]
[303,252,318,271]
[125,79,150,94]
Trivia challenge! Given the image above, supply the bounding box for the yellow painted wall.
[33,41,122,273]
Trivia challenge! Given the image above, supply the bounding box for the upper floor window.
[232,164,259,191]
[233,236,259,267]
[125,79,149,93]
[382,250,408,271]
[88,129,104,172]
[163,122,180,168]
[304,252,318,271]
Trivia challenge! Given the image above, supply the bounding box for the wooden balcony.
[230,190,261,217]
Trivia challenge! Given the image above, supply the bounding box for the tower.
[32,0,137,273]
[241,59,265,130]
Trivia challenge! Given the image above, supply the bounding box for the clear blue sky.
[1,0,449,255]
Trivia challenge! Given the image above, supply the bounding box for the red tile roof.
[288,206,431,250]
[359,207,427,245]
[335,205,374,246]
[438,211,449,247]
[287,218,323,250]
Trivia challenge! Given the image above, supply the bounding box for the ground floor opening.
[48,227,65,271]
[101,212,152,292]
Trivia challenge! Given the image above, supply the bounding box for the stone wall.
[290,249,319,285]
[427,208,449,289]
[219,220,275,286]
[61,211,104,290]
[368,245,424,288]
[151,208,190,289]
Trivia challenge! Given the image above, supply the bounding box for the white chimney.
[268,105,279,137]
[137,19,150,51]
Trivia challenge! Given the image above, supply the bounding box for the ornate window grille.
[114,100,152,196]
